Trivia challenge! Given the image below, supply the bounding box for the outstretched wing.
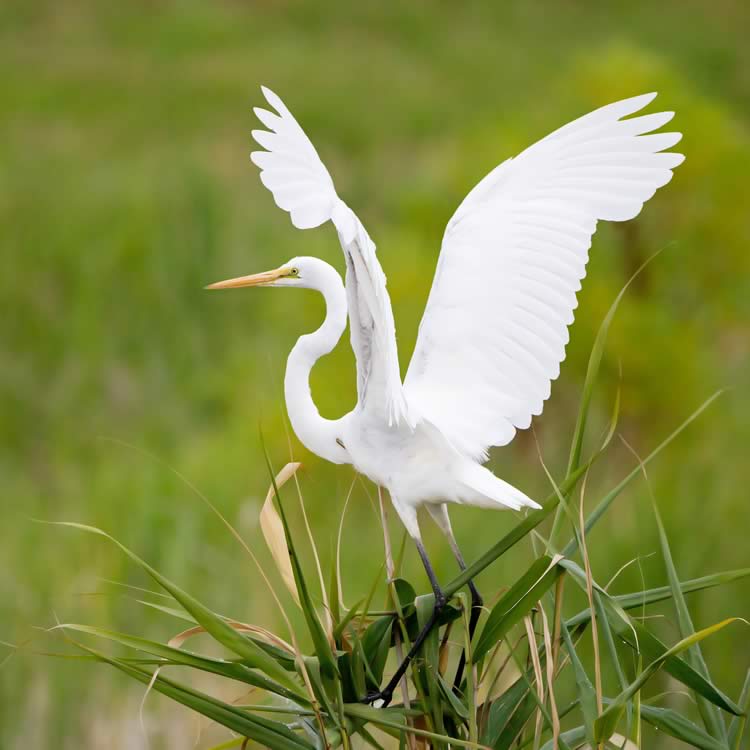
[404,93,684,461]
[251,87,410,426]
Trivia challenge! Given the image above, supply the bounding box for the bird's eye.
[289,268,299,276]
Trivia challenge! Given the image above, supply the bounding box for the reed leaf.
[58,623,306,702]
[565,567,750,629]
[473,555,563,662]
[262,448,339,679]
[594,618,742,741]
[646,476,728,741]
[79,642,315,749]
[48,521,298,690]
[562,558,743,717]
[639,704,727,750]
[728,668,750,750]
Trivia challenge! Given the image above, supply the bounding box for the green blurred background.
[2,1,749,747]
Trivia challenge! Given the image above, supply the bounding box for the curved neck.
[284,269,349,464]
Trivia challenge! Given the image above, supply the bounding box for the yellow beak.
[205,266,289,290]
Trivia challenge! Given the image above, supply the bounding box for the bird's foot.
[362,689,392,708]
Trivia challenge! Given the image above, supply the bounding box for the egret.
[208,87,683,705]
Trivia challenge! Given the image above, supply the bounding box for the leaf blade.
[48,521,298,691]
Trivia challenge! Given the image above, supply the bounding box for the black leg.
[451,547,483,692]
[425,504,484,693]
[363,540,446,707]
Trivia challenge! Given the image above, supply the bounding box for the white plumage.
[209,88,683,700]
[240,86,683,521]
[404,92,683,461]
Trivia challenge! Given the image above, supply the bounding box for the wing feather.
[404,93,683,460]
[251,87,410,426]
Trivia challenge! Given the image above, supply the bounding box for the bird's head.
[205,256,336,292]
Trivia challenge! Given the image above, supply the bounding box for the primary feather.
[404,92,684,461]
[251,86,411,427]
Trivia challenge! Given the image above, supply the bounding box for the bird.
[207,87,683,705]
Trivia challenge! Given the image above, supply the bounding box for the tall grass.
[37,282,750,749]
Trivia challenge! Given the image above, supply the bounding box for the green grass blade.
[647,481,728,741]
[134,598,297,669]
[261,447,339,679]
[561,558,744,717]
[473,555,563,662]
[300,655,342,733]
[137,599,197,624]
[566,252,657,476]
[462,598,478,743]
[329,550,342,627]
[360,615,393,689]
[437,672,469,721]
[496,693,537,750]
[639,704,727,750]
[490,630,573,750]
[630,622,742,717]
[356,723,386,750]
[593,592,627,693]
[413,594,444,738]
[49,521,299,691]
[205,738,245,750]
[549,251,654,546]
[80,643,315,749]
[565,568,750,628]
[482,655,572,750]
[593,592,630,730]
[631,652,642,749]
[344,704,486,749]
[594,618,742,741]
[481,675,528,748]
[59,623,307,702]
[728,668,750,750]
[539,726,587,750]
[560,620,597,743]
[333,599,365,642]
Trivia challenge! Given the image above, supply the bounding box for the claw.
[362,690,391,708]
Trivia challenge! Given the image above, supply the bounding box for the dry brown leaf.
[167,620,293,654]
[260,461,302,607]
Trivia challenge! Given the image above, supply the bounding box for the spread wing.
[404,93,684,461]
[250,87,410,426]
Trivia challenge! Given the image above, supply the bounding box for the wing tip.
[613,91,658,117]
[660,110,676,125]
[632,91,658,109]
[260,85,285,115]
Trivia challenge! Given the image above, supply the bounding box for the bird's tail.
[457,461,540,511]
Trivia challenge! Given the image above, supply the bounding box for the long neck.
[284,271,349,464]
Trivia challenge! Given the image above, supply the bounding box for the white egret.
[208,87,683,704]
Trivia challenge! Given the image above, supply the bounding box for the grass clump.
[40,283,749,749]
